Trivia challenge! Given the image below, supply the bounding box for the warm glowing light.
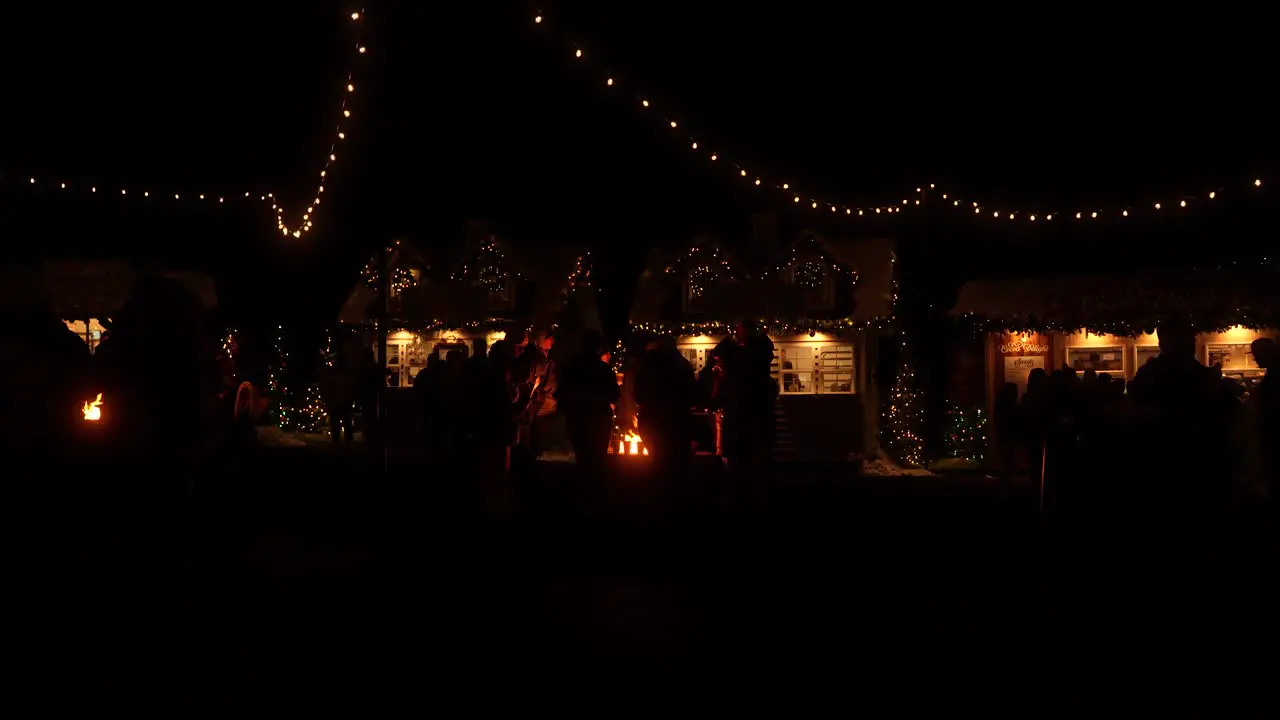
[534,14,542,23]
[351,12,360,20]
[1209,191,1216,199]
[343,109,351,117]
[669,121,677,128]
[812,201,819,209]
[82,393,103,422]
[1256,179,1263,187]
[642,100,649,107]
[1123,210,1129,216]
[347,83,355,92]
[574,49,582,58]
[1154,203,1161,210]
[338,132,345,139]
[690,141,697,149]
[740,169,747,177]
[607,77,613,86]
[709,154,717,161]
[754,179,761,186]
[1180,199,1187,207]
[358,46,366,53]
[617,430,647,456]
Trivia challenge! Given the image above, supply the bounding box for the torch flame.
[82,393,103,422]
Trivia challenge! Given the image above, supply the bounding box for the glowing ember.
[82,393,103,422]
[617,430,648,456]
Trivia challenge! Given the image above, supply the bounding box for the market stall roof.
[629,235,896,326]
[951,269,1280,331]
[0,259,216,317]
[339,236,595,330]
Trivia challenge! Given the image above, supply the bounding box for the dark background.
[4,1,1279,340]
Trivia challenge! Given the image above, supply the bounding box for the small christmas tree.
[943,403,988,464]
[882,336,926,468]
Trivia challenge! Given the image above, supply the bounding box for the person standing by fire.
[557,330,620,485]
[634,336,696,495]
[719,322,778,498]
[511,328,556,469]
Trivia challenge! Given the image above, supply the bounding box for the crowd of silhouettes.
[994,319,1280,583]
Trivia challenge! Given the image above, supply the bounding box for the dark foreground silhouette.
[10,442,1280,715]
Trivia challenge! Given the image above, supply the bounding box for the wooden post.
[375,243,389,469]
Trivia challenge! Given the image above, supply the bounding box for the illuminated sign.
[1000,341,1049,354]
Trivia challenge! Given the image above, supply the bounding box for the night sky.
[4,1,1279,334]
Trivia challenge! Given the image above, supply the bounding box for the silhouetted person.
[321,344,358,444]
[1130,319,1236,577]
[634,336,696,497]
[355,348,383,450]
[511,328,555,468]
[557,330,620,488]
[995,382,1020,488]
[414,353,444,450]
[464,341,514,479]
[0,307,92,460]
[1250,337,1280,499]
[97,276,215,464]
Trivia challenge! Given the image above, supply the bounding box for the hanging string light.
[529,10,1270,226]
[918,180,1269,225]
[8,8,368,241]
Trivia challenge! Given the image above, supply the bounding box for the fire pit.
[613,429,648,457]
[82,393,104,422]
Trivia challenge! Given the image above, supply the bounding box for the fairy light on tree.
[943,403,988,463]
[879,252,925,468]
[567,252,593,296]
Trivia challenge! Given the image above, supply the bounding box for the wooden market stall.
[626,233,897,461]
[951,269,1280,416]
[337,227,599,445]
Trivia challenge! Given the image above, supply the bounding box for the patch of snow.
[862,449,935,477]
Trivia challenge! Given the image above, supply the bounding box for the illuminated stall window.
[1064,332,1126,375]
[772,340,856,395]
[64,318,109,354]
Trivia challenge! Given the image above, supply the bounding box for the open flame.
[618,430,648,456]
[82,393,103,422]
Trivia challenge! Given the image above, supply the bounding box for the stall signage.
[1000,341,1049,354]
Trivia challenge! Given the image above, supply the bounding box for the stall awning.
[0,260,217,317]
[951,270,1280,331]
[629,236,896,327]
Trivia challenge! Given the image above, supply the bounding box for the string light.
[8,8,368,241]
[529,9,1271,226]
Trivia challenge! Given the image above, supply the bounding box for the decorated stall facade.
[627,234,897,460]
[951,270,1280,417]
[337,228,599,445]
[339,231,600,385]
[0,259,218,355]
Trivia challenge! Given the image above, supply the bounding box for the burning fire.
[82,393,103,422]
[618,430,648,456]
